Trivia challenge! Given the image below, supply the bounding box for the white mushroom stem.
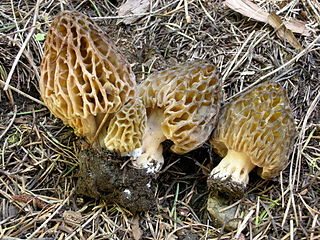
[130,108,166,173]
[209,150,256,186]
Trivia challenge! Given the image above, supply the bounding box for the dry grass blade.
[235,209,255,238]
[2,0,41,91]
[0,0,319,239]
[0,79,45,105]
[27,191,73,239]
[0,105,16,141]
[294,89,320,187]
[227,34,320,101]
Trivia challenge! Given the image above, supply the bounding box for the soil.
[76,148,157,213]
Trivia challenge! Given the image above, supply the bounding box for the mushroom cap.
[103,99,147,153]
[40,11,136,138]
[210,81,296,179]
[138,61,223,154]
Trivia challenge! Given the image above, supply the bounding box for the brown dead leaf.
[224,0,310,36]
[284,19,311,36]
[224,0,268,22]
[117,0,150,25]
[12,194,50,209]
[268,12,303,50]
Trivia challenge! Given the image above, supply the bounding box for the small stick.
[0,105,17,141]
[234,209,255,239]
[0,79,44,105]
[227,34,320,101]
[3,0,41,91]
[0,169,23,182]
[27,190,73,239]
[184,0,191,23]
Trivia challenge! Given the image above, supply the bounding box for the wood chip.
[63,210,82,227]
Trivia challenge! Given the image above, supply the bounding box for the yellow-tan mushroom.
[105,61,223,173]
[40,11,136,143]
[208,81,296,196]
[102,99,147,153]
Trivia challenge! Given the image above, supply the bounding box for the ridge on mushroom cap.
[138,61,223,154]
[210,81,296,179]
[103,99,147,153]
[40,11,136,139]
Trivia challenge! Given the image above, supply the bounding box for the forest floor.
[0,0,319,239]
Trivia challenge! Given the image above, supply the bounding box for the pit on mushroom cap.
[208,81,296,197]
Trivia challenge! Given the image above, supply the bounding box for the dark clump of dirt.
[76,148,157,213]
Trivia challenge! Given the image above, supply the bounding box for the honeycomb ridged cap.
[210,81,296,179]
[104,99,147,153]
[40,11,136,138]
[138,61,223,154]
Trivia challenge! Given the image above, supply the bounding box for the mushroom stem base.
[131,108,166,173]
[208,150,255,197]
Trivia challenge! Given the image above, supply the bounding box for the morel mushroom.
[122,61,223,172]
[208,81,296,197]
[103,99,147,153]
[40,11,136,143]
